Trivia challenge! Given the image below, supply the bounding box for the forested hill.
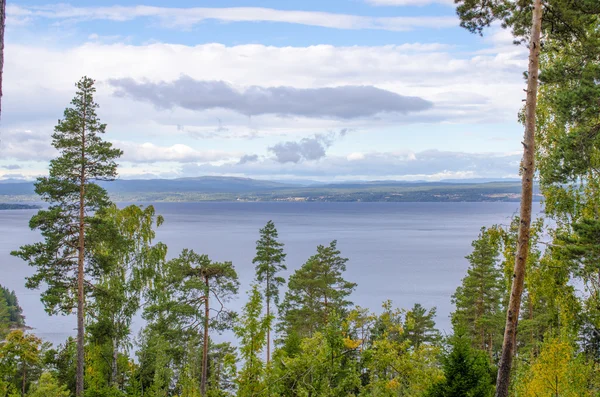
[0,177,539,203]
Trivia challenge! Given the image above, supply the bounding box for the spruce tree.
[404,303,441,349]
[452,227,504,358]
[280,240,356,339]
[11,77,122,397]
[425,329,495,397]
[253,220,286,365]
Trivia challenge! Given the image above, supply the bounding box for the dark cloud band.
[109,76,433,119]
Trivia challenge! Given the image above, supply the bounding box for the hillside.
[0,177,540,203]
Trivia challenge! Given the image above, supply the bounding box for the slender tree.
[455,1,543,393]
[234,285,271,397]
[88,204,166,388]
[168,249,239,396]
[253,220,286,365]
[12,77,122,397]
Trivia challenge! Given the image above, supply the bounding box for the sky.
[1,0,530,182]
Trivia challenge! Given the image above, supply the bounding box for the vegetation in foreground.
[1,0,600,396]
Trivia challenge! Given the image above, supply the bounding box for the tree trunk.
[111,337,118,387]
[76,100,88,397]
[0,0,5,118]
[21,361,26,397]
[494,1,543,395]
[266,272,271,366]
[201,276,209,397]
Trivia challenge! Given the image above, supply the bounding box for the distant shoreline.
[0,203,41,210]
[0,179,541,204]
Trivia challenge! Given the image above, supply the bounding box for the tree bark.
[76,99,87,397]
[0,0,5,118]
[21,361,26,397]
[266,272,271,366]
[111,337,118,387]
[201,276,209,396]
[494,1,543,395]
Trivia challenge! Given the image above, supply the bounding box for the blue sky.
[1,0,528,181]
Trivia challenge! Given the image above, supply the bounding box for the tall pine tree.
[12,77,122,397]
[253,220,286,365]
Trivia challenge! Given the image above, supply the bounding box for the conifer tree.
[452,227,504,358]
[11,77,122,397]
[280,240,356,339]
[167,249,239,396]
[425,328,495,397]
[404,303,441,349]
[253,220,286,365]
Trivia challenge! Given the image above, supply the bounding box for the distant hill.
[99,176,293,194]
[0,176,540,203]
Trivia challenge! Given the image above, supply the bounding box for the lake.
[0,202,540,346]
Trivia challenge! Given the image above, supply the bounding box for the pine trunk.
[0,0,5,117]
[201,276,209,396]
[76,100,87,397]
[494,1,543,395]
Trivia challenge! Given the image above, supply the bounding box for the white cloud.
[365,0,455,6]
[3,37,527,131]
[115,141,242,163]
[175,149,522,181]
[8,4,457,32]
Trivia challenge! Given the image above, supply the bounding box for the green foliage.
[234,286,271,397]
[0,286,24,327]
[404,303,441,350]
[515,335,597,396]
[11,76,122,315]
[27,372,70,397]
[280,240,356,339]
[253,220,287,306]
[271,317,362,397]
[87,204,167,390]
[426,329,495,397]
[451,227,504,357]
[0,330,43,396]
[455,0,599,43]
[361,302,443,397]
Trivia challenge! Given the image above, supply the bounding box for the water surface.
[0,202,538,345]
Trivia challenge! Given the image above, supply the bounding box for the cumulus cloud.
[237,154,259,165]
[268,129,349,163]
[115,141,241,163]
[269,136,329,163]
[109,77,433,119]
[9,4,457,32]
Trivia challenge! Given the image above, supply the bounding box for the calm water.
[0,202,539,345]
